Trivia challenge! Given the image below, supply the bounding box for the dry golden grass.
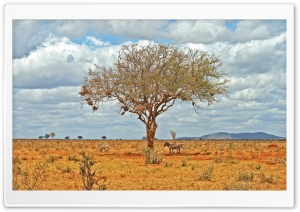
[12,139,286,190]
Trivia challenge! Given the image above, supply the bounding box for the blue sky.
[12,20,287,139]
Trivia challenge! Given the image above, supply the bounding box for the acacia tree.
[50,132,55,139]
[79,43,228,148]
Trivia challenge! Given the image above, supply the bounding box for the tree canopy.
[79,43,228,148]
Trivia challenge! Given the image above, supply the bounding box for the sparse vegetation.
[12,139,286,190]
[13,161,48,190]
[197,166,214,181]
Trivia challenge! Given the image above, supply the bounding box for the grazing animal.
[99,141,110,152]
[164,142,184,154]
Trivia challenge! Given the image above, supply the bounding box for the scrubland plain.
[12,139,286,190]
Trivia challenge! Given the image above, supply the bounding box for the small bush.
[223,182,251,190]
[237,171,254,182]
[62,166,72,173]
[181,160,188,167]
[164,162,173,167]
[68,154,79,162]
[255,164,262,170]
[214,156,222,163]
[77,152,107,190]
[39,148,49,155]
[142,147,163,164]
[259,173,276,184]
[197,166,214,181]
[47,155,58,163]
[181,157,191,167]
[275,157,286,164]
[13,156,21,165]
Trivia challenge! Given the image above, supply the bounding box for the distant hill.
[177,132,285,140]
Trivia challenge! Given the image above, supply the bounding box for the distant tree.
[38,136,44,139]
[79,43,228,148]
[50,132,55,139]
[170,130,176,140]
[101,136,107,140]
[45,134,50,139]
[65,136,70,140]
[78,136,83,139]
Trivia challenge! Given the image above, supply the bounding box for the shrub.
[68,154,79,162]
[13,156,21,165]
[259,173,276,184]
[275,157,286,164]
[77,152,107,190]
[181,157,192,167]
[62,166,72,173]
[142,147,163,164]
[223,182,251,190]
[164,162,173,167]
[255,164,262,170]
[197,166,214,181]
[214,156,222,163]
[237,171,254,182]
[47,155,58,163]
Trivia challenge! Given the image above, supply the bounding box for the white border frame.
[3,3,294,207]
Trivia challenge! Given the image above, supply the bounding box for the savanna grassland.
[12,139,286,190]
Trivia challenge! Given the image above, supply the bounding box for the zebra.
[99,141,110,152]
[164,142,184,154]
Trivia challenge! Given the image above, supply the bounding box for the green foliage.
[142,147,163,164]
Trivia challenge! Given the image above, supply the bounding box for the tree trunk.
[146,121,157,148]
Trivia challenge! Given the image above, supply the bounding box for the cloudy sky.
[12,20,286,139]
